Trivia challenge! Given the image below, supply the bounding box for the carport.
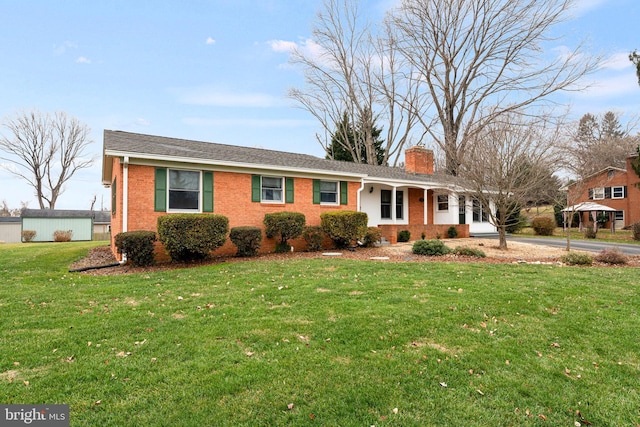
[562,202,617,232]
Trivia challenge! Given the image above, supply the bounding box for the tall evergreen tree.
[326,112,386,165]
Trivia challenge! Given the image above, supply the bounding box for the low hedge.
[412,239,451,256]
[320,211,368,248]
[157,214,229,262]
[229,226,262,257]
[114,230,157,266]
[302,226,325,252]
[264,212,306,253]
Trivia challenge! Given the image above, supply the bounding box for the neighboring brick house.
[102,130,497,259]
[567,155,640,229]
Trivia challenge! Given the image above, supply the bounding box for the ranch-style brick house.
[102,130,497,259]
[567,154,640,230]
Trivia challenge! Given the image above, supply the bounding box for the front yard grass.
[1,242,639,426]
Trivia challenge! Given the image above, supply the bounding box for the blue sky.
[0,0,638,210]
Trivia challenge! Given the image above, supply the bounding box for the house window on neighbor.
[472,199,488,223]
[169,169,200,211]
[612,186,625,199]
[320,181,338,204]
[615,211,624,222]
[592,187,604,200]
[381,190,392,219]
[262,176,283,202]
[437,194,449,211]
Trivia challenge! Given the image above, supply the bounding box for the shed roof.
[0,216,21,223]
[21,209,111,223]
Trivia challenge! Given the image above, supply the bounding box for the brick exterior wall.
[110,161,360,259]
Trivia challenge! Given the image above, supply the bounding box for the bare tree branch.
[0,109,94,209]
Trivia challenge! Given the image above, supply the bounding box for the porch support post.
[392,186,397,223]
[423,189,428,224]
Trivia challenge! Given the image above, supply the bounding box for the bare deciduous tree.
[288,0,424,166]
[459,112,564,249]
[0,110,94,209]
[567,111,639,180]
[388,0,600,175]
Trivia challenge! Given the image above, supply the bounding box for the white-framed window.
[320,180,338,204]
[612,186,625,199]
[169,169,200,211]
[437,194,449,211]
[592,187,604,200]
[261,176,283,202]
[472,199,488,222]
[615,210,624,222]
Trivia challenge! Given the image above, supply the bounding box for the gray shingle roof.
[21,209,111,223]
[103,130,458,186]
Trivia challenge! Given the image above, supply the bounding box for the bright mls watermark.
[1,405,69,426]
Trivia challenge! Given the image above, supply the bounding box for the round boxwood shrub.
[263,212,306,253]
[114,230,157,266]
[560,252,593,266]
[229,226,262,257]
[530,216,556,236]
[320,210,368,248]
[447,226,458,239]
[412,239,451,256]
[397,229,411,242]
[157,214,229,262]
[302,226,325,252]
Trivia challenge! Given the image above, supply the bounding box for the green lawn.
[1,242,639,426]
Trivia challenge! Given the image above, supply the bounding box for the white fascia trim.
[104,150,367,180]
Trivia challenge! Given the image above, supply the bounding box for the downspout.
[356,179,365,215]
[120,156,129,264]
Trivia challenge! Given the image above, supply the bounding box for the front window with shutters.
[169,169,200,211]
[261,176,284,202]
[320,181,338,204]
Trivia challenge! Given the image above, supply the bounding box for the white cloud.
[172,86,286,108]
[575,72,638,98]
[76,56,91,64]
[53,41,77,56]
[268,39,298,53]
[134,118,150,126]
[206,37,216,45]
[568,0,610,18]
[600,52,632,70]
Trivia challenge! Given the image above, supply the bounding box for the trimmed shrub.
[53,230,72,242]
[398,229,411,242]
[561,252,593,266]
[453,246,486,258]
[447,226,458,239]
[362,227,382,248]
[263,212,305,253]
[321,210,368,248]
[594,248,628,265]
[583,226,597,239]
[412,239,451,256]
[531,216,556,236]
[21,230,36,242]
[114,230,157,266]
[157,214,229,262]
[632,222,640,241]
[302,226,325,252]
[229,226,262,257]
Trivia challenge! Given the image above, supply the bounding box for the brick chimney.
[404,146,434,175]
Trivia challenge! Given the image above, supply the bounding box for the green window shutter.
[285,177,294,203]
[340,181,348,205]
[111,177,117,215]
[154,168,167,212]
[313,180,321,204]
[203,171,214,212]
[251,175,261,202]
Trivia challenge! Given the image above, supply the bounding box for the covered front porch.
[358,182,492,244]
